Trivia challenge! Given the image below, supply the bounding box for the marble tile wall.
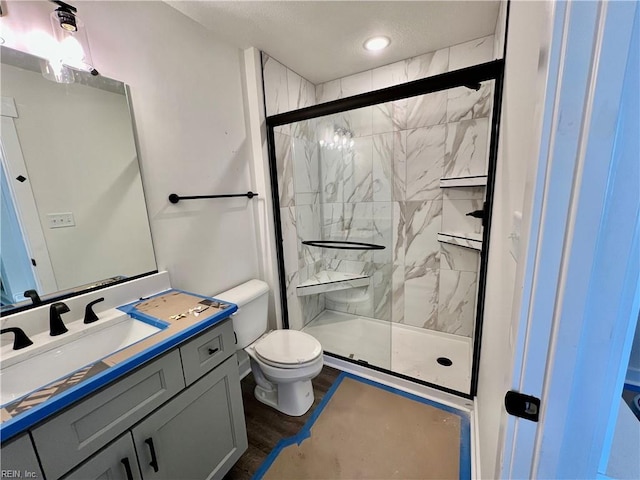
[263,53,323,329]
[263,35,494,336]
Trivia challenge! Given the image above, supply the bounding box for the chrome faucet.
[50,302,70,336]
[0,327,34,350]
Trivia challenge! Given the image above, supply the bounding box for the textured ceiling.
[166,1,501,84]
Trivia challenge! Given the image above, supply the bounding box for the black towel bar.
[168,191,258,204]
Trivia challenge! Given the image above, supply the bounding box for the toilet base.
[254,379,315,416]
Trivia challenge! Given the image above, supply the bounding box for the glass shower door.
[271,76,496,396]
[274,106,394,370]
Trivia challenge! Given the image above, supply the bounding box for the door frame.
[502,0,639,477]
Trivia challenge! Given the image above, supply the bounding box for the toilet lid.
[254,330,322,366]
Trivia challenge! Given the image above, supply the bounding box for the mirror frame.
[0,46,158,316]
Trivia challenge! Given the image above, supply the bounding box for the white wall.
[476,1,555,478]
[1,1,260,297]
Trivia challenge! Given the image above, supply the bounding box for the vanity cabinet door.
[0,434,44,480]
[62,433,142,480]
[33,349,185,479]
[132,354,247,480]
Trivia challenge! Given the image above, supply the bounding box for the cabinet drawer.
[62,433,141,480]
[180,319,236,385]
[32,349,185,479]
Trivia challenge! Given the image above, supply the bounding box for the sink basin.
[0,314,161,407]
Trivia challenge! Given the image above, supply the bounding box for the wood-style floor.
[224,366,341,480]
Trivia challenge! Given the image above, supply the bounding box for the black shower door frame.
[265,59,505,399]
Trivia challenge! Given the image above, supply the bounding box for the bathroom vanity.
[0,274,248,480]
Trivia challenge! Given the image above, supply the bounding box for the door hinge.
[504,390,540,422]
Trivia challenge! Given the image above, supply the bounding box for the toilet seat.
[254,330,322,369]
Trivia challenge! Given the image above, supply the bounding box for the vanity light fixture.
[52,0,77,32]
[48,0,99,76]
[363,36,391,52]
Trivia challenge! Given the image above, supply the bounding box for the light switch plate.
[47,212,75,228]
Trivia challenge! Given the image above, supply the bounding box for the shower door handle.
[465,202,487,227]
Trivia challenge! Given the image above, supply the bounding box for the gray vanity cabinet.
[0,433,44,479]
[61,434,142,480]
[4,318,248,480]
[132,354,247,480]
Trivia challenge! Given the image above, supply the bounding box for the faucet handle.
[84,297,105,324]
[24,289,41,305]
[1,327,34,350]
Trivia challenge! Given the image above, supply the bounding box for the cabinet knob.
[208,347,219,355]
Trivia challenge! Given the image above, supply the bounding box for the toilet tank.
[216,279,270,349]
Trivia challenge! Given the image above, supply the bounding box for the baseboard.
[472,398,482,479]
[237,350,251,380]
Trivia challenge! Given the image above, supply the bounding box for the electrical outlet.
[47,212,75,229]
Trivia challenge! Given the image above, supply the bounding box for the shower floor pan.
[302,310,472,393]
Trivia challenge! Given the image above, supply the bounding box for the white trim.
[323,354,473,413]
[0,113,58,294]
[471,400,481,480]
[506,1,639,477]
[242,47,283,330]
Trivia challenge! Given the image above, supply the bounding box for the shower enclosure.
[267,62,503,397]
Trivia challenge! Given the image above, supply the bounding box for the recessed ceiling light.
[363,36,391,52]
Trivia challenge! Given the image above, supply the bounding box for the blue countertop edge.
[0,289,238,443]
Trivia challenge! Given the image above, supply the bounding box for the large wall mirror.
[1,46,157,314]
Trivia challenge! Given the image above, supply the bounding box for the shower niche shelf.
[437,232,483,251]
[297,270,370,297]
[439,175,487,188]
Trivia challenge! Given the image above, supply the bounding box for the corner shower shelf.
[297,270,370,297]
[439,175,487,188]
[437,232,483,251]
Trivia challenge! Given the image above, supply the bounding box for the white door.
[503,1,639,478]
[1,97,58,297]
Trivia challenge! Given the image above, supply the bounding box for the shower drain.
[437,357,453,367]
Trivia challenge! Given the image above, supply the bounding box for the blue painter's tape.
[252,372,348,480]
[0,291,237,443]
[252,372,471,480]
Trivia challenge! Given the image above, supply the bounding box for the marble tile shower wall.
[263,35,494,336]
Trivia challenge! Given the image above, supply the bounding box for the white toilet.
[217,279,324,416]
